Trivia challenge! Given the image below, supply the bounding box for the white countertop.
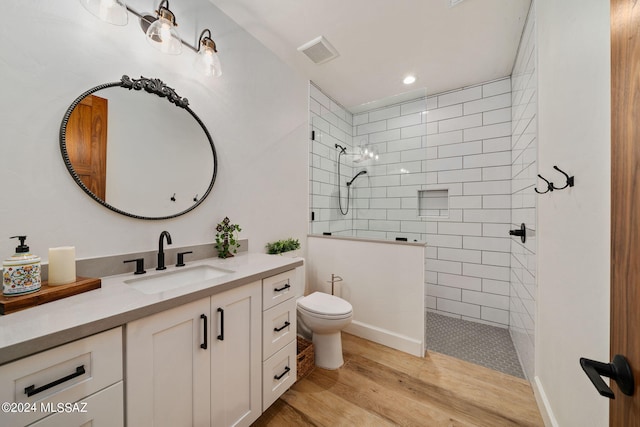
[0,253,303,365]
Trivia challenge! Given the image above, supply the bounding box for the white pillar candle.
[48,246,76,286]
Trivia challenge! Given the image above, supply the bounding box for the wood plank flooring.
[254,333,543,426]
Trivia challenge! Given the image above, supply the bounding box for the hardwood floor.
[254,333,543,426]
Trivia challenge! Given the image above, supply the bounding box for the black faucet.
[156,231,172,270]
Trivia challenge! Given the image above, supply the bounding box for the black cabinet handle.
[273,283,290,293]
[274,321,291,332]
[274,366,290,381]
[580,354,634,398]
[217,308,224,341]
[200,314,208,349]
[24,365,86,397]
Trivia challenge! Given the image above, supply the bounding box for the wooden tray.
[0,277,101,315]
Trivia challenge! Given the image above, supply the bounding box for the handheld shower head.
[335,144,347,154]
[347,170,367,186]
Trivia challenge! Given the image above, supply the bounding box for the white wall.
[0,1,308,263]
[536,1,610,425]
[510,1,537,382]
[307,236,425,356]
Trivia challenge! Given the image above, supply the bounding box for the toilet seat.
[297,292,352,317]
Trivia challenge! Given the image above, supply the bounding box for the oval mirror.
[60,75,217,220]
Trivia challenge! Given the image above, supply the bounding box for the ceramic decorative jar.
[2,236,41,297]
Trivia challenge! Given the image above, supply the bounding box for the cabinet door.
[210,281,261,427]
[127,298,210,427]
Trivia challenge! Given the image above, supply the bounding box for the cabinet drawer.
[262,270,295,311]
[262,340,296,410]
[262,297,297,360]
[0,327,123,426]
[29,381,124,427]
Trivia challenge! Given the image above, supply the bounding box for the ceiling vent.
[297,36,339,65]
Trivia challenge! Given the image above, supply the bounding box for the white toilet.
[297,291,353,370]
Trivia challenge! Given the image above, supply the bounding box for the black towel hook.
[535,175,554,194]
[551,166,575,190]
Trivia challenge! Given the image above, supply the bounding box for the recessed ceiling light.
[403,75,416,85]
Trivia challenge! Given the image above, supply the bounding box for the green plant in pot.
[265,238,300,255]
[215,217,241,258]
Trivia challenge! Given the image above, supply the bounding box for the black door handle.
[217,308,224,341]
[200,314,208,349]
[580,354,634,398]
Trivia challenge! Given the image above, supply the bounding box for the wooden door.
[65,95,107,199]
[610,0,640,424]
[126,298,211,427]
[210,281,262,427]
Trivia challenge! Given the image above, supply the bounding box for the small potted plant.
[215,217,241,258]
[265,238,301,255]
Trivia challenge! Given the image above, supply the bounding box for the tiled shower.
[309,1,536,381]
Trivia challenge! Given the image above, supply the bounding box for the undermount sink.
[124,265,233,294]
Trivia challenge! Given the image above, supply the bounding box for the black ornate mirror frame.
[60,75,217,220]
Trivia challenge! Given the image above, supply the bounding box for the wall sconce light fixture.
[79,0,222,76]
[79,0,128,26]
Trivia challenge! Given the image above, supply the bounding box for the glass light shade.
[194,45,222,77]
[146,15,182,55]
[79,0,128,26]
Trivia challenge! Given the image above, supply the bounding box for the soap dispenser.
[2,236,41,296]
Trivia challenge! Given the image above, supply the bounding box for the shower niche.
[418,189,449,218]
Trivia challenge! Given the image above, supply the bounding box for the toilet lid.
[298,292,352,316]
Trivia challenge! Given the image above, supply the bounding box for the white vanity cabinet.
[126,280,262,427]
[261,270,297,409]
[0,327,124,427]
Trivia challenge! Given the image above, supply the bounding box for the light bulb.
[145,9,182,54]
[194,39,222,77]
[79,0,128,25]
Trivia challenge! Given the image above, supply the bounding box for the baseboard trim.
[344,320,424,357]
[532,376,559,427]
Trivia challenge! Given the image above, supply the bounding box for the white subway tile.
[426,157,463,172]
[401,123,428,139]
[439,113,483,133]
[482,279,510,295]
[464,209,511,223]
[439,248,482,263]
[402,148,429,162]
[310,84,332,109]
[425,234,463,248]
[438,168,482,184]
[436,298,481,318]
[401,98,429,115]
[369,105,400,122]
[387,209,419,221]
[463,180,511,195]
[482,165,512,181]
[368,220,400,232]
[387,137,422,152]
[464,151,512,168]
[483,137,512,153]
[463,290,510,310]
[481,307,510,325]
[401,221,428,233]
[357,120,386,135]
[353,113,369,126]
[320,105,339,126]
[354,209,387,220]
[369,129,401,143]
[482,195,511,209]
[428,259,462,274]
[463,263,511,281]
[463,236,510,252]
[401,172,428,186]
[463,122,511,141]
[449,195,482,209]
[483,107,512,125]
[483,223,511,238]
[312,116,331,133]
[438,222,482,236]
[387,185,421,197]
[482,251,511,267]
[438,273,482,291]
[483,78,511,97]
[438,86,482,107]
[369,198,401,209]
[427,284,462,300]
[464,93,512,115]
[388,113,422,129]
[426,104,463,122]
[369,175,401,187]
[426,130,463,147]
[438,141,483,159]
